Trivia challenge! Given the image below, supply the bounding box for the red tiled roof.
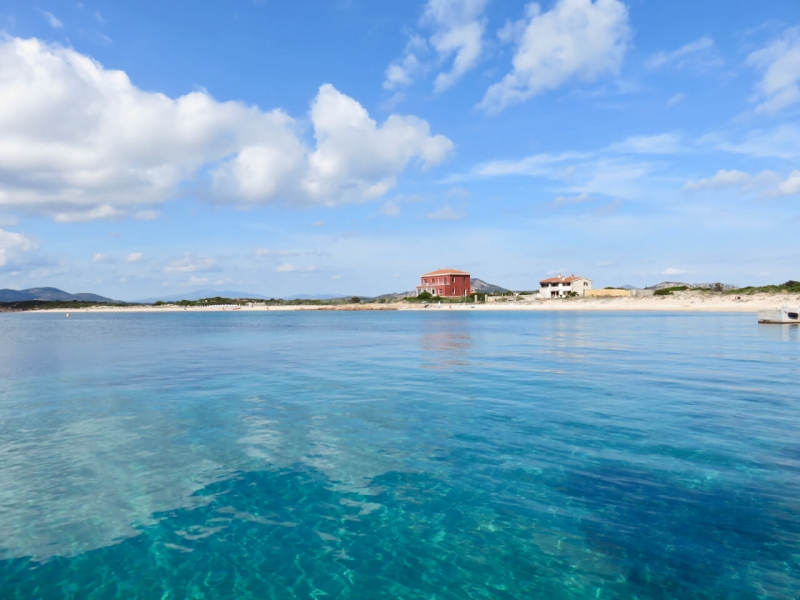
[421,269,470,277]
[539,275,589,283]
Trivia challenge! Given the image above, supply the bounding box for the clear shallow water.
[0,311,798,599]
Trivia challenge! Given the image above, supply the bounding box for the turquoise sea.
[0,311,798,599]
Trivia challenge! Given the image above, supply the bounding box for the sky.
[0,0,799,300]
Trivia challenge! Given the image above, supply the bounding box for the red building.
[416,269,471,297]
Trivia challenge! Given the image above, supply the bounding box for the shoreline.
[15,292,800,314]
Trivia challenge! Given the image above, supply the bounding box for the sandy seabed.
[25,291,800,315]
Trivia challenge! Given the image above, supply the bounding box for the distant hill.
[645,281,737,291]
[134,289,272,303]
[370,291,415,301]
[471,278,508,293]
[0,287,121,303]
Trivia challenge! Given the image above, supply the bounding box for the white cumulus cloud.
[0,38,453,220]
[426,0,490,92]
[770,170,800,198]
[384,0,489,93]
[480,0,630,112]
[126,252,143,263]
[746,26,800,115]
[281,84,452,204]
[0,228,36,267]
[384,36,428,90]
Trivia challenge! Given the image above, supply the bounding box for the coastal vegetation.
[154,296,352,307]
[0,300,126,311]
[651,280,800,297]
[654,286,690,296]
[403,291,480,303]
[404,291,435,302]
[725,280,800,295]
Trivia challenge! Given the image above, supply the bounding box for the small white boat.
[758,307,800,324]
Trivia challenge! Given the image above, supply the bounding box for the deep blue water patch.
[0,311,798,598]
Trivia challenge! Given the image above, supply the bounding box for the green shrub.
[725,280,800,295]
[654,286,688,296]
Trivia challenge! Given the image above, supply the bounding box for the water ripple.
[0,311,798,598]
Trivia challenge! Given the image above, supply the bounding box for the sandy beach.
[22,291,800,314]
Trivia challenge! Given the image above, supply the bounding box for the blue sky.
[0,0,799,300]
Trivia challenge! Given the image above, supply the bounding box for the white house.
[539,274,593,298]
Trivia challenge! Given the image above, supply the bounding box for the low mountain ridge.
[0,287,121,303]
